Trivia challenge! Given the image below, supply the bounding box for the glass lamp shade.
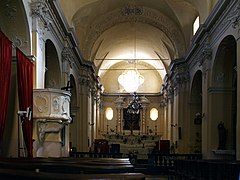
[118,69,144,92]
[150,108,158,121]
[105,107,113,120]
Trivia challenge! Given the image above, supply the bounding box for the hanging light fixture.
[118,68,144,93]
[118,7,145,93]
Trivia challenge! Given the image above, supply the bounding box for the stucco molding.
[62,47,74,75]
[4,0,17,22]
[31,0,52,31]
[78,75,90,87]
[74,6,185,60]
[228,0,240,30]
[30,0,54,50]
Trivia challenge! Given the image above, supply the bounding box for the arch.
[0,0,31,54]
[44,39,61,89]
[212,35,236,88]
[189,70,202,153]
[74,7,185,60]
[210,35,236,156]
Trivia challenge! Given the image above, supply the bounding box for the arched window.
[193,16,200,35]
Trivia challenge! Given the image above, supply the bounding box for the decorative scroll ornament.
[5,0,17,22]
[62,47,74,75]
[228,1,240,29]
[11,32,28,48]
[79,75,90,87]
[62,47,74,67]
[31,0,52,30]
[199,42,212,67]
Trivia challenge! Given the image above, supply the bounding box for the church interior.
[0,0,240,179]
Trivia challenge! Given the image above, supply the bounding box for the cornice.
[179,0,238,81]
[48,0,95,71]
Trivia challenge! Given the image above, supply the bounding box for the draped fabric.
[0,31,12,143]
[16,48,33,157]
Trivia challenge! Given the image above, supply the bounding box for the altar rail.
[70,152,202,175]
[70,152,123,158]
[173,159,240,179]
[148,153,202,167]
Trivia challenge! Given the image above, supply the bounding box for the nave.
[1,0,240,179]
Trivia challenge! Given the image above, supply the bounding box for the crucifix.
[61,80,73,91]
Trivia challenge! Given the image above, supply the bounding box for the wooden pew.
[0,168,145,180]
[0,157,134,174]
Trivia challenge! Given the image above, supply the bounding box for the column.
[78,75,90,152]
[236,37,240,160]
[31,0,51,88]
[115,96,125,133]
[95,89,101,138]
[141,96,150,134]
[171,63,190,153]
[201,42,212,158]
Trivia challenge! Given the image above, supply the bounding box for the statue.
[217,122,227,150]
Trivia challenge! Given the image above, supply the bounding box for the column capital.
[62,47,74,75]
[228,1,240,29]
[30,0,52,30]
[78,75,90,87]
[115,96,125,109]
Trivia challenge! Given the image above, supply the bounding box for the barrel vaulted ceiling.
[58,0,218,93]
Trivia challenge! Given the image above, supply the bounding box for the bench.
[0,168,145,180]
[0,157,140,176]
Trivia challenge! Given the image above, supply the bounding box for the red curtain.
[16,48,33,158]
[0,31,12,143]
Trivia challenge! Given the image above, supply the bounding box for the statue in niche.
[217,121,227,150]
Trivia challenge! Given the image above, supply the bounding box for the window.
[193,16,200,35]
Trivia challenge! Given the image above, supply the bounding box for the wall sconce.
[150,108,158,135]
[106,107,113,121]
[194,112,205,125]
[105,107,113,134]
[171,124,177,127]
[150,108,158,121]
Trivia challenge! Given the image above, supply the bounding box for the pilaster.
[78,75,90,151]
[199,41,212,158]
[236,38,240,160]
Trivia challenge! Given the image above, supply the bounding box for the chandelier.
[118,68,144,93]
[127,92,142,114]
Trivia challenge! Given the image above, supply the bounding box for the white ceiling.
[58,0,218,92]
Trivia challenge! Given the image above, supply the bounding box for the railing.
[148,153,202,167]
[173,159,240,180]
[70,152,123,158]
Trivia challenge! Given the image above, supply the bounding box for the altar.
[104,133,161,159]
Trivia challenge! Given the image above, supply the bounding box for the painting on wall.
[123,108,140,131]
